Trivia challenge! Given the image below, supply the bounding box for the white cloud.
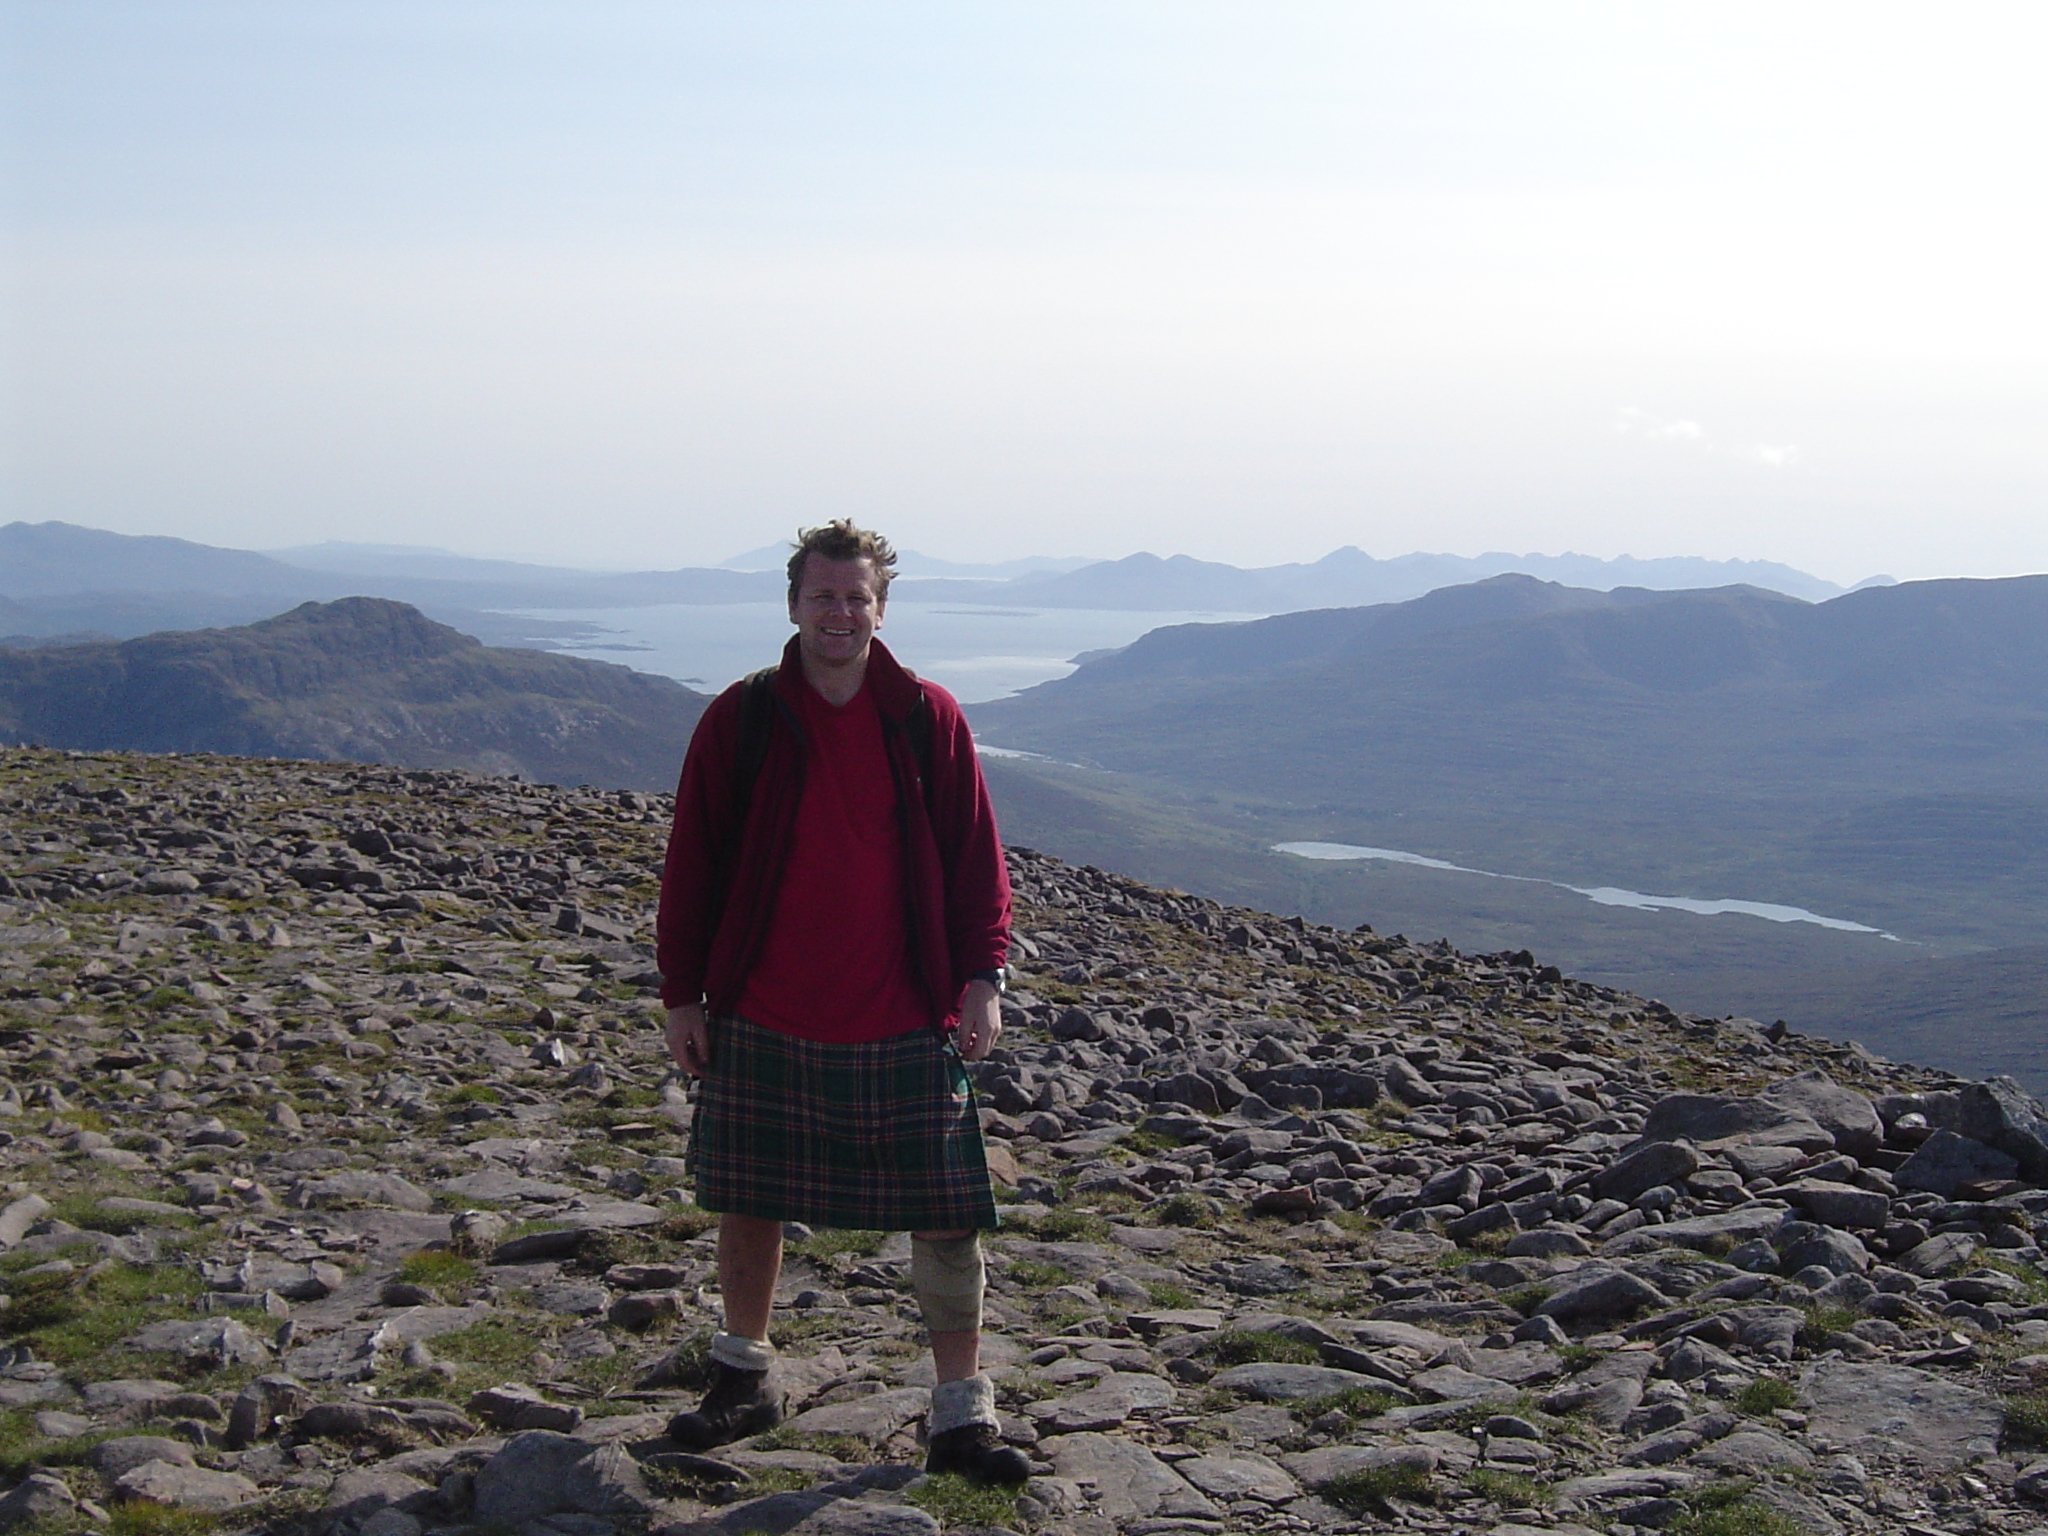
[1613,406,1705,441]
[1614,408,1798,470]
[1742,444,1800,468]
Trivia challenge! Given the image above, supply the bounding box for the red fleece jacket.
[655,636,1011,1028]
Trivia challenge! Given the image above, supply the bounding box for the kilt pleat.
[688,1014,998,1231]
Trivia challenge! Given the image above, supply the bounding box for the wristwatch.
[969,968,1006,994]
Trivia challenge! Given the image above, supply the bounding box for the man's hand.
[956,978,1003,1062]
[665,1003,710,1077]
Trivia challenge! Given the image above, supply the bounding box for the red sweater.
[734,679,926,1041]
[656,636,1011,1030]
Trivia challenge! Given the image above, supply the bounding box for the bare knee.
[913,1228,969,1242]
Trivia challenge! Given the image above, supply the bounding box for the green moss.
[3,1262,204,1367]
[1322,1460,1434,1513]
[1467,1467,1550,1507]
[751,1427,870,1460]
[1149,1193,1221,1229]
[2004,1392,2048,1447]
[786,1229,886,1263]
[1014,1208,1112,1243]
[1733,1375,1796,1416]
[395,1250,478,1290]
[1288,1386,1398,1425]
[904,1472,1022,1527]
[1203,1329,1317,1367]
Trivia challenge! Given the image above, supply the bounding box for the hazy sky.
[5,2,2046,581]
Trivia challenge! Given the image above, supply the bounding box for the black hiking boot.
[666,1360,784,1450]
[924,1422,1031,1484]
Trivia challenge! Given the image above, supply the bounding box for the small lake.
[1273,840,1902,940]
[505,600,1263,703]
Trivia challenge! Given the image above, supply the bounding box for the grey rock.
[1956,1076,2048,1182]
[1758,1070,1883,1157]
[1779,1179,1888,1229]
[1175,1452,1299,1503]
[468,1382,584,1432]
[1636,1093,1832,1152]
[1895,1129,2020,1196]
[1535,1266,1669,1324]
[1211,1363,1387,1402]
[1043,1431,1219,1522]
[112,1461,261,1511]
[0,1471,75,1530]
[89,1435,196,1481]
[226,1374,315,1448]
[1597,1140,1700,1204]
[1800,1360,2003,1467]
[471,1430,659,1526]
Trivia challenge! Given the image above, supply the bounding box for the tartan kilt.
[688,1014,999,1231]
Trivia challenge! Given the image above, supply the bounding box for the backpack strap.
[707,667,788,934]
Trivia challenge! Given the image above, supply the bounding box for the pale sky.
[5,2,2046,583]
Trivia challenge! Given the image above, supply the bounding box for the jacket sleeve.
[924,687,1011,991]
[655,685,742,1008]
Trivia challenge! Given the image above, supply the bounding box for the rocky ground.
[4,746,2048,1536]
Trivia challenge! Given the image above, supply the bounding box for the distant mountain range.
[1,520,1864,647]
[970,572,2048,1082]
[0,597,706,791]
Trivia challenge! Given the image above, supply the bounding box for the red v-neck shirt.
[734,677,928,1042]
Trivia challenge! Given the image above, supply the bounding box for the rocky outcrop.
[5,745,2048,1536]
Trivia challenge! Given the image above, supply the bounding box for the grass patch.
[1149,1193,1221,1229]
[1002,1259,1070,1292]
[430,1316,561,1381]
[905,1471,1022,1528]
[1670,1478,1805,1536]
[1733,1376,1796,1417]
[1013,1209,1112,1244]
[44,1194,195,1237]
[2004,1392,2048,1447]
[1502,1285,1550,1318]
[1467,1467,1550,1507]
[751,1427,870,1461]
[786,1229,886,1263]
[1118,1126,1184,1155]
[1798,1303,1859,1344]
[444,1084,501,1105]
[108,1504,224,1536]
[1289,1386,1398,1425]
[1143,1281,1196,1310]
[396,1250,478,1291]
[1981,1255,2048,1305]
[1203,1329,1317,1367]
[1322,1460,1434,1514]
[3,1262,204,1367]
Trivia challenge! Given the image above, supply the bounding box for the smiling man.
[654,519,1024,1482]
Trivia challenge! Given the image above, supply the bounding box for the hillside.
[4,746,2048,1535]
[0,598,706,792]
[970,574,2048,1083]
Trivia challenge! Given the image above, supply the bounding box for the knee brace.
[911,1233,985,1335]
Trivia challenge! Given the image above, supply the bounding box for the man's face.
[789,553,886,669]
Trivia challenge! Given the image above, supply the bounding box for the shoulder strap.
[730,666,781,828]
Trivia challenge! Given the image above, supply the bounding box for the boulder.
[1759,1071,1884,1158]
[471,1430,659,1527]
[1895,1130,2019,1197]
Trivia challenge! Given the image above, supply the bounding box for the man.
[655,519,1027,1484]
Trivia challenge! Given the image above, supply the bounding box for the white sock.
[929,1373,998,1434]
[710,1331,776,1372]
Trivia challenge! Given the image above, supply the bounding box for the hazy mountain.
[907,545,1850,610]
[0,597,706,791]
[0,520,315,599]
[970,572,2048,1075]
[717,540,1094,579]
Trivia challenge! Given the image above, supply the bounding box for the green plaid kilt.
[688,1014,998,1231]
